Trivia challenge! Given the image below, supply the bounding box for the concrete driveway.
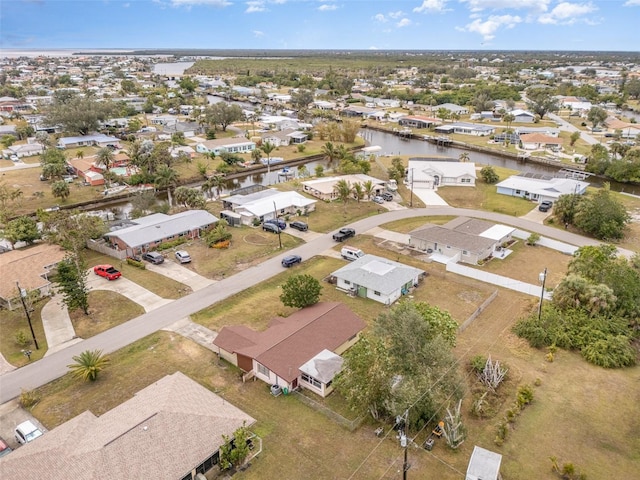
[519,205,553,224]
[0,400,47,450]
[144,260,214,292]
[86,273,172,312]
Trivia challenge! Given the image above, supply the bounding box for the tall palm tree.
[261,141,276,183]
[67,349,109,382]
[155,164,180,207]
[352,182,364,203]
[96,147,115,185]
[503,113,515,132]
[363,179,376,200]
[333,179,352,211]
[321,141,339,164]
[458,152,470,163]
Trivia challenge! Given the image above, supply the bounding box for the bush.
[156,238,187,251]
[213,240,231,249]
[19,388,40,409]
[581,335,637,368]
[126,257,146,269]
[526,232,541,245]
[516,384,534,408]
[15,330,31,348]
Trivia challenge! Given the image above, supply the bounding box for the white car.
[10,155,19,162]
[15,420,43,445]
[175,250,191,264]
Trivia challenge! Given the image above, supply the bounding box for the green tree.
[178,76,198,93]
[3,216,40,247]
[280,274,322,309]
[219,423,251,471]
[1,134,16,148]
[480,165,499,184]
[314,164,324,177]
[436,107,451,122]
[154,165,180,207]
[352,182,364,202]
[291,88,314,111]
[458,152,470,163]
[333,179,352,210]
[67,349,109,382]
[321,141,339,164]
[502,113,515,131]
[362,179,376,200]
[569,131,581,146]
[553,193,581,224]
[96,147,115,182]
[0,181,23,224]
[573,187,630,240]
[387,157,406,183]
[526,88,559,119]
[204,102,243,131]
[56,254,90,315]
[51,180,70,200]
[41,210,108,254]
[413,301,458,347]
[45,91,115,135]
[174,186,206,209]
[587,106,608,130]
[14,120,34,140]
[40,148,68,180]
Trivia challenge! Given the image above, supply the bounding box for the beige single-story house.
[0,243,66,310]
[0,372,256,480]
[301,174,386,201]
[213,303,366,397]
[519,133,563,151]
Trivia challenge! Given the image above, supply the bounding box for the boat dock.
[557,168,593,180]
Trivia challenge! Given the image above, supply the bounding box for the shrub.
[526,232,541,245]
[213,240,231,249]
[581,335,637,368]
[516,384,534,408]
[126,257,146,269]
[19,388,40,409]
[156,238,187,251]
[470,355,486,373]
[15,330,31,348]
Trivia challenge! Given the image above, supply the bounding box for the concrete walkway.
[144,261,214,292]
[86,274,172,312]
[41,294,82,356]
[163,317,218,352]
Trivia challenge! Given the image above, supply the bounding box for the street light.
[538,267,547,321]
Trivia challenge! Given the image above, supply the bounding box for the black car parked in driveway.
[265,218,287,230]
[263,223,281,233]
[289,221,308,231]
[381,192,394,201]
[538,200,553,212]
[281,255,302,267]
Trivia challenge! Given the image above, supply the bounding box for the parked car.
[281,255,302,268]
[381,192,394,201]
[142,251,165,264]
[14,420,43,445]
[93,264,121,280]
[289,221,308,231]
[0,437,12,457]
[263,223,281,234]
[373,195,385,204]
[333,227,355,242]
[10,155,19,162]
[265,218,286,230]
[538,200,553,212]
[175,250,191,264]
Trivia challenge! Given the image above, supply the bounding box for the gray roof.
[409,221,497,254]
[0,372,256,480]
[466,446,502,480]
[332,254,425,295]
[105,210,218,248]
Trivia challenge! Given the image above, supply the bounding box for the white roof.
[408,160,477,181]
[496,176,589,199]
[230,189,316,217]
[302,174,386,195]
[479,224,515,241]
[466,446,502,480]
[299,349,344,384]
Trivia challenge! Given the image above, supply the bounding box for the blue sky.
[2,0,640,51]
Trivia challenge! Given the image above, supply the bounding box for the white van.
[341,246,365,261]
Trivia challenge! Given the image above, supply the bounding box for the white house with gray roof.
[104,210,218,255]
[408,160,476,190]
[57,134,120,149]
[496,175,588,204]
[331,254,425,305]
[221,188,316,226]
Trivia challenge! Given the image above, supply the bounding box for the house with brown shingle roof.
[0,372,256,480]
[0,244,66,310]
[213,303,366,397]
[519,133,563,151]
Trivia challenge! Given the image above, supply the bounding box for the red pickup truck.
[93,264,122,281]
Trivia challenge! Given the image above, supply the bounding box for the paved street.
[0,207,628,403]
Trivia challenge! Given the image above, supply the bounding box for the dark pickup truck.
[333,227,355,242]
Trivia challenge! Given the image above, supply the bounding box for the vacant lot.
[0,299,48,367]
[68,290,145,339]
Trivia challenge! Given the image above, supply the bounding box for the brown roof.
[443,217,496,235]
[214,303,366,382]
[0,244,66,301]
[410,224,495,253]
[0,372,255,480]
[519,133,563,144]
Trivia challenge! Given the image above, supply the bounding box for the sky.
[1,0,640,52]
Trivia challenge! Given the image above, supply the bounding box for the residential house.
[67,157,105,186]
[434,103,469,115]
[519,133,563,151]
[496,175,589,203]
[258,115,309,131]
[261,128,308,147]
[221,188,316,226]
[0,372,256,480]
[312,100,336,110]
[515,126,560,137]
[409,217,515,265]
[0,243,66,310]
[331,254,425,305]
[195,137,256,156]
[558,96,592,113]
[4,142,44,159]
[398,115,441,129]
[605,117,640,139]
[466,446,502,480]
[509,109,536,123]
[103,210,219,255]
[434,122,496,136]
[301,174,386,201]
[407,160,476,189]
[213,303,366,397]
[340,105,379,118]
[57,134,120,150]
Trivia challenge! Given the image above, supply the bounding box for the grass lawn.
[0,299,49,367]
[381,215,456,233]
[84,250,191,299]
[68,290,145,339]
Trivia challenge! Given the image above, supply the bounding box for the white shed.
[466,445,502,480]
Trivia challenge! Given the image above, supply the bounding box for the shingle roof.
[0,372,255,480]
[0,244,66,301]
[331,255,425,295]
[410,224,496,253]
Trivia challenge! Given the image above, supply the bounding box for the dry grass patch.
[381,215,456,233]
[84,250,191,299]
[69,290,145,339]
[0,299,49,367]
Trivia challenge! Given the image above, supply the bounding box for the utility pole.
[16,282,39,350]
[538,268,547,321]
[409,169,414,208]
[273,201,282,249]
[399,409,410,480]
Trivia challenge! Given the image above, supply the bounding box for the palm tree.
[333,179,352,211]
[96,147,115,185]
[503,113,515,131]
[352,182,364,203]
[67,349,109,382]
[155,165,180,207]
[261,141,276,183]
[458,152,470,163]
[76,150,84,160]
[321,141,339,164]
[363,179,376,200]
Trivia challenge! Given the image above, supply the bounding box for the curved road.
[0,207,625,403]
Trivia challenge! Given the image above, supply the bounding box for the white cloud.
[246,1,266,13]
[538,2,597,25]
[253,30,264,37]
[388,10,405,19]
[624,0,640,5]
[413,0,450,13]
[460,0,549,13]
[373,13,387,22]
[318,4,338,11]
[369,46,379,50]
[169,0,231,6]
[396,18,412,27]
[462,14,522,40]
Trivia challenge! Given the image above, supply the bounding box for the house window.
[374,291,381,296]
[344,280,351,285]
[302,373,322,389]
[463,250,468,255]
[257,363,269,376]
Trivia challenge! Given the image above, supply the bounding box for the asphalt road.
[0,207,622,403]
[547,112,600,146]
